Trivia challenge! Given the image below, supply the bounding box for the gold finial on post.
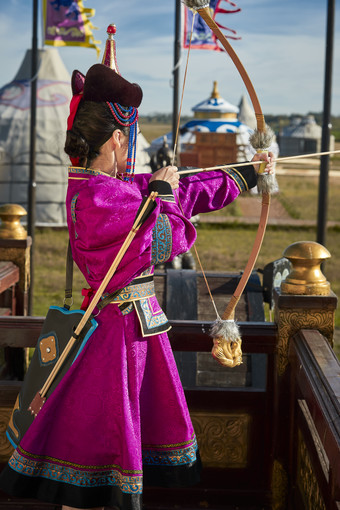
[281,241,331,295]
[0,204,27,240]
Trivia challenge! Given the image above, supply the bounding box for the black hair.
[64,101,129,167]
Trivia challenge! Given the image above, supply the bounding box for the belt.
[97,274,155,310]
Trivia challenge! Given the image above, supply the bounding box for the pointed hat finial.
[101,24,120,75]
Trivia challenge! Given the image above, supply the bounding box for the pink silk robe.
[0,164,256,509]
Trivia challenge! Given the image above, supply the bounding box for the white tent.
[238,95,257,131]
[0,48,151,226]
[0,48,71,225]
[279,115,335,156]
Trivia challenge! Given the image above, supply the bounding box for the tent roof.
[238,95,256,130]
[0,49,150,226]
[192,81,239,115]
[282,115,321,138]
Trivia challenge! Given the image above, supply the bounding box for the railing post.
[0,204,32,380]
[0,204,32,317]
[274,241,337,377]
[271,241,338,509]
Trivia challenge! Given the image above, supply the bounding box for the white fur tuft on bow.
[181,0,210,10]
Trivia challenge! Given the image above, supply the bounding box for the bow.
[182,0,278,367]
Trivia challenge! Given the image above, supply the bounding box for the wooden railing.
[0,261,19,317]
[0,320,339,509]
[288,329,340,510]
[0,316,278,509]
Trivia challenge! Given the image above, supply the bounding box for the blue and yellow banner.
[43,0,100,56]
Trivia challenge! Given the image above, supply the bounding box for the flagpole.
[172,0,181,161]
[27,0,38,315]
[316,0,335,247]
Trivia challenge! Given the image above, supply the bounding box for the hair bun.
[64,129,90,160]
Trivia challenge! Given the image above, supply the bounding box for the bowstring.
[172,10,221,322]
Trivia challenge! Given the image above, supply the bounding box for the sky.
[0,0,339,118]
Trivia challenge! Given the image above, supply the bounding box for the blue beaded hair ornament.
[106,101,139,183]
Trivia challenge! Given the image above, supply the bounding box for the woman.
[0,39,274,510]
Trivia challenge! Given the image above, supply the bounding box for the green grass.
[139,121,172,144]
[33,228,87,316]
[276,174,340,222]
[194,224,339,316]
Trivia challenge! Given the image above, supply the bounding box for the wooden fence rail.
[289,329,340,510]
[0,317,339,509]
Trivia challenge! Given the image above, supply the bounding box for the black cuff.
[148,180,173,195]
[148,180,175,202]
[221,163,257,192]
[178,164,257,192]
[236,164,258,190]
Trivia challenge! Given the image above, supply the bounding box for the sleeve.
[134,164,257,220]
[176,164,257,219]
[67,176,196,294]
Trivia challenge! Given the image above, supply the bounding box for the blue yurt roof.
[182,118,247,133]
[192,96,239,114]
[191,81,239,114]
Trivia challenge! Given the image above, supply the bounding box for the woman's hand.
[149,165,180,190]
[251,151,276,175]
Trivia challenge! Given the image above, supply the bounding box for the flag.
[183,0,241,51]
[43,0,100,56]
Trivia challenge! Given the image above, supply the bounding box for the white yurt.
[278,115,335,156]
[238,94,257,130]
[0,49,151,226]
[0,48,71,225]
[149,82,278,162]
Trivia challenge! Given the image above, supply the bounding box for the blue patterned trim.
[151,214,172,265]
[138,267,154,277]
[71,192,79,239]
[9,448,142,494]
[222,166,248,192]
[139,299,168,329]
[133,298,170,337]
[108,280,155,303]
[68,166,110,179]
[119,303,134,315]
[142,436,198,466]
[133,299,171,337]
